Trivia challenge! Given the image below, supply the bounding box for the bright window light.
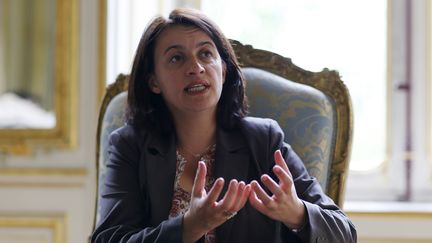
[202,0,387,171]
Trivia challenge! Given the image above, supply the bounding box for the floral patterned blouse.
[169,144,217,243]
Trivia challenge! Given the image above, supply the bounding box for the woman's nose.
[187,59,205,75]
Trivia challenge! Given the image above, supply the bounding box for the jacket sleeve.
[267,119,357,243]
[91,128,183,243]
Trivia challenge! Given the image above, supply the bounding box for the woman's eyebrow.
[164,44,183,55]
[163,40,215,55]
[197,41,214,48]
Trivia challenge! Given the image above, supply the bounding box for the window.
[202,0,387,172]
[106,0,176,84]
[201,0,432,203]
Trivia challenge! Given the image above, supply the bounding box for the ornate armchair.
[92,40,353,230]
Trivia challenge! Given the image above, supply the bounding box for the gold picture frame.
[0,0,78,155]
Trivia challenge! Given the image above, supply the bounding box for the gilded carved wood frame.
[0,0,79,154]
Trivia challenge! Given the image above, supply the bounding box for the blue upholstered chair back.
[243,67,334,189]
[93,40,353,229]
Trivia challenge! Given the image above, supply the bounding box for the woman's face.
[149,25,226,118]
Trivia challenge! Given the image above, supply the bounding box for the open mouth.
[184,83,209,93]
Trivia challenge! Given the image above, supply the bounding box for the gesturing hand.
[183,161,251,243]
[249,150,306,229]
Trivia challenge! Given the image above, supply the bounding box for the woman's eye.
[169,55,182,63]
[201,50,213,58]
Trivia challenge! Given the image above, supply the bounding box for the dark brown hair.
[126,8,248,134]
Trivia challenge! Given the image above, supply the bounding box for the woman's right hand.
[183,161,251,243]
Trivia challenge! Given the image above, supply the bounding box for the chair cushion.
[96,92,127,224]
[243,67,335,191]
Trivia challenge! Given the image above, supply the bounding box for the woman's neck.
[173,111,217,155]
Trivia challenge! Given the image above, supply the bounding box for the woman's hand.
[183,161,251,243]
[249,150,306,230]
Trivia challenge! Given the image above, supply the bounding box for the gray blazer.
[92,117,356,243]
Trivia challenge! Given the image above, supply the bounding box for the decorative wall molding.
[0,168,88,187]
[0,213,66,243]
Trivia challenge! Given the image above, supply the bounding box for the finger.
[232,181,247,210]
[273,165,293,191]
[261,174,284,198]
[191,161,207,197]
[234,181,245,201]
[248,188,268,213]
[236,183,251,210]
[274,150,290,175]
[218,179,239,209]
[206,177,225,205]
[251,180,272,206]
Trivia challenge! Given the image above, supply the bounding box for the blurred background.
[0,0,431,242]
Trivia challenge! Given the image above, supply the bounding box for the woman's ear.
[148,76,161,94]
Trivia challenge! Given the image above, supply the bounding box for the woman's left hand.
[248,149,306,229]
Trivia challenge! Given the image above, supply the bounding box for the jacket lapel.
[215,126,251,243]
[145,132,177,226]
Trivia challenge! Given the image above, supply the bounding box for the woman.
[92,8,357,243]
